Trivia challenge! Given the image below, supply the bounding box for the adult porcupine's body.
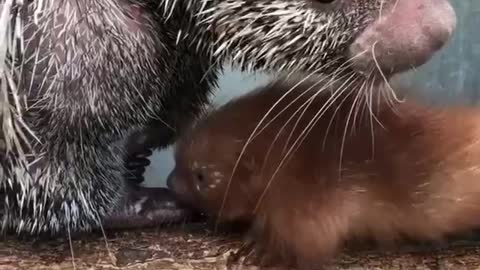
[0,0,219,235]
[0,0,456,236]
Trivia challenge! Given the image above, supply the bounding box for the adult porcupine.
[0,0,456,236]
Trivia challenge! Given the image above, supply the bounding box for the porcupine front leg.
[122,46,218,189]
[117,69,218,226]
[108,130,195,230]
[117,98,216,226]
[109,133,202,231]
[117,105,211,227]
[123,130,154,185]
[122,120,180,186]
[102,56,218,229]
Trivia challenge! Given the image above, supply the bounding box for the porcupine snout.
[349,0,456,77]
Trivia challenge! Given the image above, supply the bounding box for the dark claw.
[123,147,153,185]
[126,156,151,168]
[102,186,194,230]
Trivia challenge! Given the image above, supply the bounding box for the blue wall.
[400,0,480,104]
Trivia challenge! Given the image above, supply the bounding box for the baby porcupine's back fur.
[0,0,456,236]
[169,77,480,268]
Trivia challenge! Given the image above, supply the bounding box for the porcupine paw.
[123,146,152,185]
[102,186,194,230]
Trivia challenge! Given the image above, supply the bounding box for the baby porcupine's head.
[188,0,456,83]
[167,118,259,222]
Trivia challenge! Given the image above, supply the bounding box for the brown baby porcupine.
[168,76,480,268]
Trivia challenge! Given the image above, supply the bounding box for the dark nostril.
[196,172,204,183]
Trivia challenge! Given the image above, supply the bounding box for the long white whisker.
[67,223,77,270]
[338,78,366,176]
[252,72,359,214]
[371,41,403,105]
[258,72,339,178]
[281,69,356,155]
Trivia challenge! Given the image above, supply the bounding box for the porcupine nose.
[348,0,456,77]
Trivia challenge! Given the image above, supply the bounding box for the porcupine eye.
[309,0,339,10]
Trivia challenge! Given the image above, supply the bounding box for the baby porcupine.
[168,76,480,268]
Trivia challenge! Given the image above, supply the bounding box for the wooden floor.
[1,223,480,270]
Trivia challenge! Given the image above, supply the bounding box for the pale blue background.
[144,0,480,187]
[399,0,480,105]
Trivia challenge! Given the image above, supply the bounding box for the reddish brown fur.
[167,77,480,268]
